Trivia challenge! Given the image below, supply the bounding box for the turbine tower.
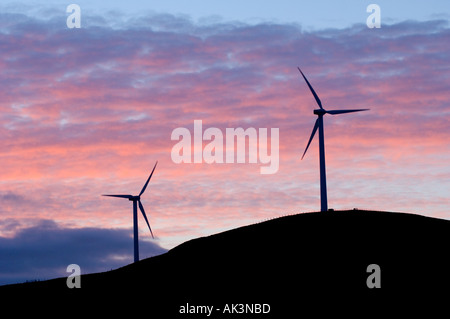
[298,67,369,212]
[103,161,158,263]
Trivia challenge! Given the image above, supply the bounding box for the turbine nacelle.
[313,109,326,116]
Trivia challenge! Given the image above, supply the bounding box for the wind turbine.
[298,67,369,212]
[103,161,158,263]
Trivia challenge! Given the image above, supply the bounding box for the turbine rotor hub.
[129,196,140,201]
[313,109,326,116]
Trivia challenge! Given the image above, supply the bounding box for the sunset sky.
[0,1,449,284]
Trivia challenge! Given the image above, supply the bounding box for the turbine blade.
[326,109,370,115]
[139,161,158,197]
[297,67,323,110]
[301,118,319,160]
[138,200,154,239]
[102,195,133,199]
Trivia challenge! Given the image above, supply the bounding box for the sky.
[0,1,449,284]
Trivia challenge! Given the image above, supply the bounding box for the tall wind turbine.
[103,161,158,263]
[298,67,369,212]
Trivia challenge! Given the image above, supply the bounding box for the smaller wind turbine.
[298,67,369,212]
[103,161,158,263]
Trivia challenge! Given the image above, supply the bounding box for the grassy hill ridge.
[2,210,449,315]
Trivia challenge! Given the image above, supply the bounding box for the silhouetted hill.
[2,210,449,315]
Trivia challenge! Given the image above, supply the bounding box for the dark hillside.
[2,210,448,315]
